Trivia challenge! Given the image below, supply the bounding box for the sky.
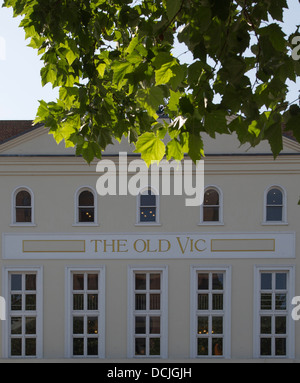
[0,0,299,121]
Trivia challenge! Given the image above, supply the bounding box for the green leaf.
[166,139,184,161]
[134,132,166,166]
[155,61,176,85]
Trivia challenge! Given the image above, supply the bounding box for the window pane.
[25,338,36,356]
[212,338,223,356]
[11,317,22,334]
[11,275,22,291]
[16,208,32,222]
[140,207,156,222]
[261,273,272,290]
[275,294,286,310]
[140,192,156,206]
[212,273,223,290]
[11,295,22,311]
[26,317,36,334]
[73,294,84,310]
[198,294,209,310]
[135,316,146,334]
[150,317,160,334]
[88,274,98,290]
[198,274,209,290]
[79,208,94,222]
[73,317,84,334]
[267,206,282,221]
[204,189,219,205]
[203,207,219,222]
[267,189,283,205]
[197,338,208,356]
[25,275,36,291]
[87,338,98,356]
[88,317,98,334]
[276,273,287,290]
[73,274,84,290]
[261,294,272,310]
[275,338,286,356]
[135,294,146,310]
[275,317,286,334]
[149,338,160,355]
[150,274,160,290]
[150,294,160,310]
[73,338,84,355]
[11,338,22,356]
[135,338,146,355]
[135,274,146,290]
[16,191,31,206]
[260,338,271,356]
[88,294,98,310]
[25,294,36,311]
[198,316,208,335]
[79,191,94,206]
[212,294,223,310]
[260,316,272,334]
[212,317,223,334]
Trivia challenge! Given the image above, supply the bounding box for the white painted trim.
[262,185,288,225]
[11,186,35,226]
[2,266,43,359]
[74,186,99,226]
[136,186,160,225]
[199,185,224,225]
[190,265,232,359]
[64,266,106,359]
[253,265,295,359]
[127,265,168,359]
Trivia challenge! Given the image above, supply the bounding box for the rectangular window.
[191,267,231,358]
[256,270,292,357]
[4,268,43,358]
[128,267,167,358]
[67,268,105,358]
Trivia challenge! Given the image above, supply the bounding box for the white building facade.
[0,122,300,362]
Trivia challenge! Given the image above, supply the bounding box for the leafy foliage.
[3,0,300,163]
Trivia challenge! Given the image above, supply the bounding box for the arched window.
[13,188,34,224]
[200,186,223,224]
[75,187,97,225]
[265,186,286,223]
[137,187,159,224]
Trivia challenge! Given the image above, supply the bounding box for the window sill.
[198,222,224,226]
[135,223,162,227]
[72,223,99,227]
[261,222,289,226]
[10,223,36,227]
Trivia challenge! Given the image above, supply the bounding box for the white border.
[10,186,36,227]
[73,186,99,226]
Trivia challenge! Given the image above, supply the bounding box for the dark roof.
[0,121,42,144]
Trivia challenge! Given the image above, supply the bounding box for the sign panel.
[2,232,295,259]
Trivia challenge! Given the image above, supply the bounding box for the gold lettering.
[158,239,171,252]
[103,239,115,252]
[146,239,157,253]
[91,239,102,252]
[194,239,207,252]
[134,239,147,253]
[117,239,128,252]
[176,237,190,254]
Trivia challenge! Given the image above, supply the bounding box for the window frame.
[2,266,43,359]
[199,185,224,226]
[262,185,288,225]
[127,266,168,358]
[190,266,231,359]
[73,186,98,226]
[253,266,295,359]
[136,186,161,226]
[65,267,105,359]
[11,186,35,226]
